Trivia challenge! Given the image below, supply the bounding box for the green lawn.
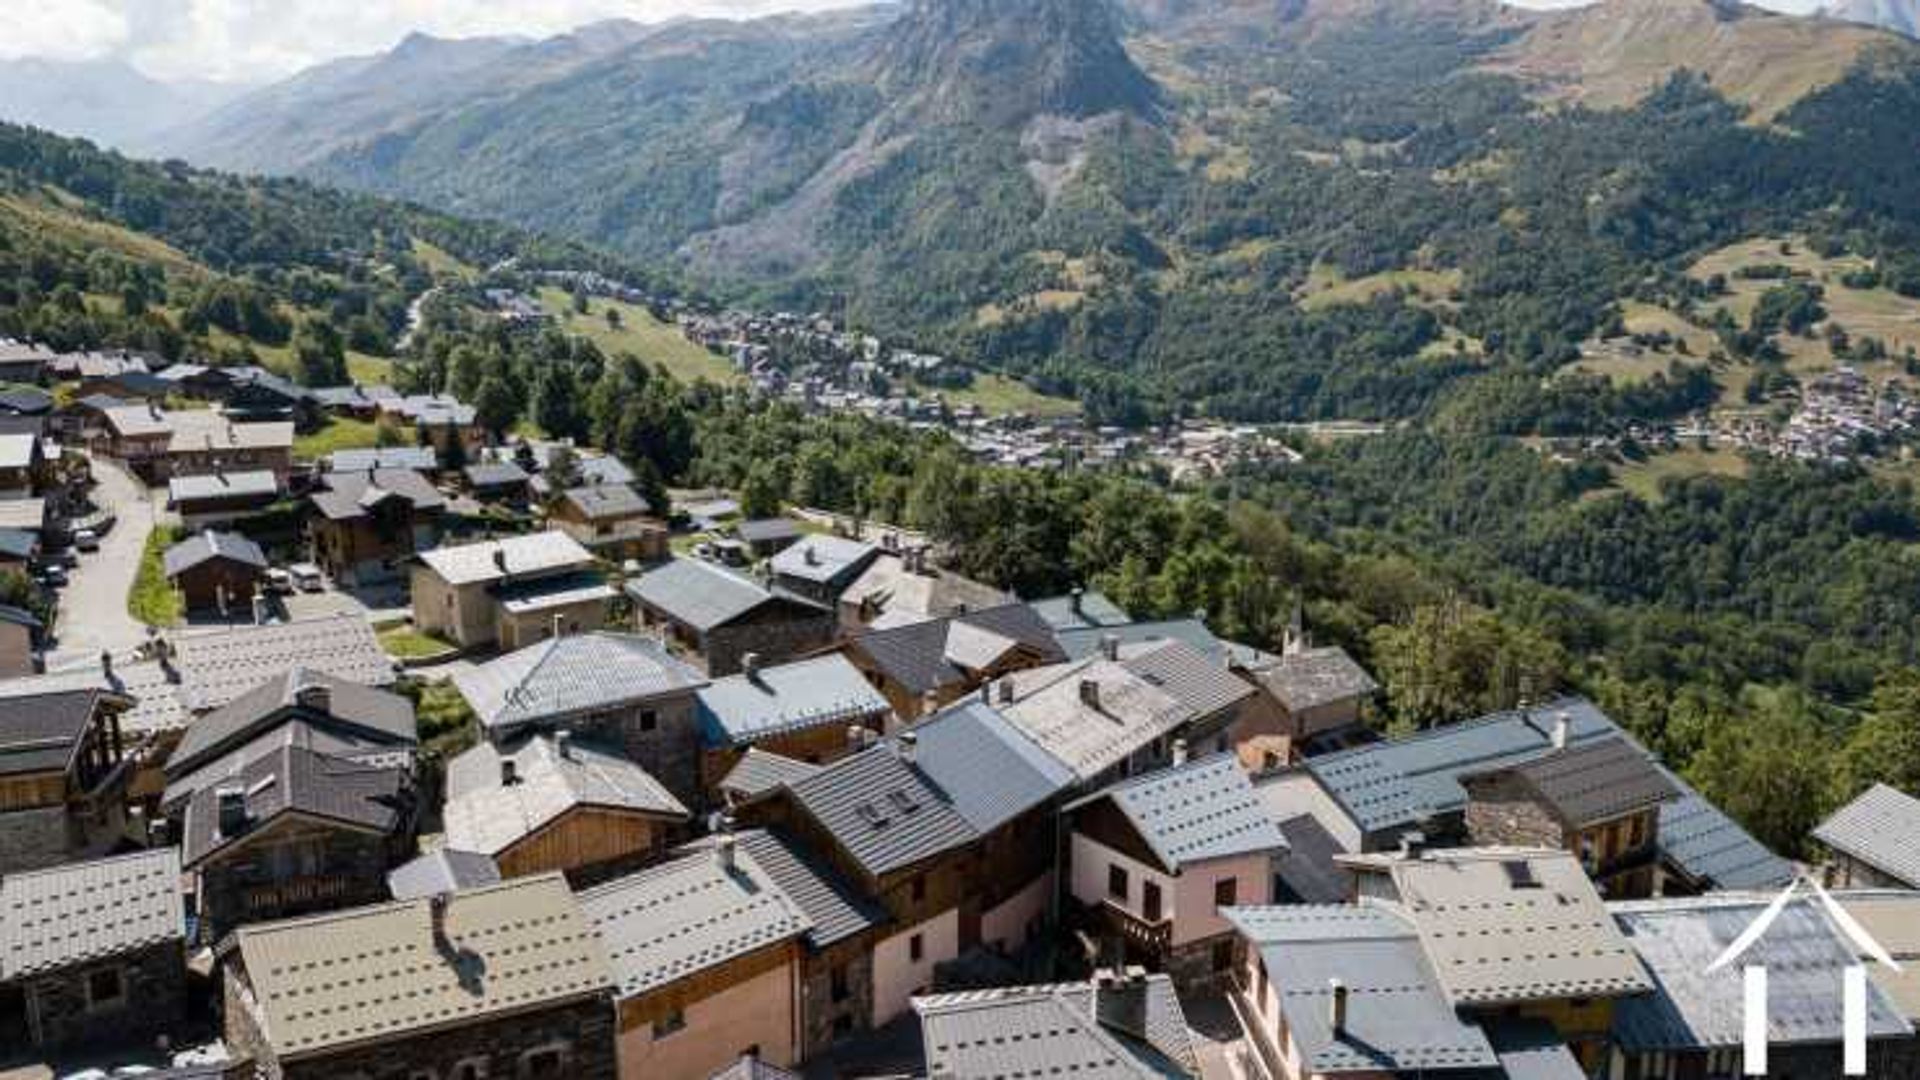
[128,524,184,628]
[379,624,458,661]
[1613,447,1752,504]
[537,287,743,386]
[293,417,383,460]
[929,373,1082,419]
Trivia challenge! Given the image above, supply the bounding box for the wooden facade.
[494,806,675,886]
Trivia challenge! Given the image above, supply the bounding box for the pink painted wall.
[616,958,797,1080]
[1070,833,1173,924]
[872,908,959,1027]
[1172,851,1272,947]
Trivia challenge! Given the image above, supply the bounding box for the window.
[830,963,851,1003]
[1142,881,1162,923]
[86,967,125,1009]
[909,875,927,902]
[909,933,924,963]
[451,1061,489,1080]
[1214,877,1238,908]
[654,1009,687,1039]
[1107,865,1129,901]
[1627,813,1647,849]
[518,1046,568,1079]
[639,710,659,733]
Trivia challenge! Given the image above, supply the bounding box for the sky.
[0,0,1828,86]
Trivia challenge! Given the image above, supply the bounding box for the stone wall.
[0,804,78,874]
[570,695,703,809]
[799,939,875,1058]
[1463,772,1563,849]
[285,996,618,1080]
[23,940,186,1052]
[704,609,838,678]
[197,819,402,944]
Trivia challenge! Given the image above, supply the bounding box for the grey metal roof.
[628,557,786,633]
[444,733,688,858]
[1813,783,1920,888]
[314,468,446,519]
[718,748,823,801]
[769,533,877,586]
[906,701,1075,834]
[841,554,1012,625]
[0,848,183,979]
[0,688,114,777]
[167,667,416,792]
[1486,1020,1586,1080]
[464,462,530,488]
[327,446,438,473]
[161,529,268,577]
[1466,736,1678,828]
[1223,903,1499,1074]
[697,654,891,747]
[1056,619,1276,667]
[1612,893,1914,1051]
[787,744,981,880]
[561,483,654,520]
[997,659,1192,783]
[493,573,617,616]
[580,846,812,998]
[1249,646,1379,714]
[16,658,190,739]
[181,744,409,867]
[386,848,501,902]
[851,603,1065,698]
[455,631,705,731]
[1842,891,1920,1021]
[679,828,886,949]
[169,614,397,712]
[167,470,280,504]
[735,518,802,545]
[1273,814,1351,905]
[1073,755,1287,872]
[1028,589,1133,632]
[914,974,1197,1080]
[416,530,594,586]
[1119,640,1255,721]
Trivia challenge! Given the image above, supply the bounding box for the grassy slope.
[536,286,743,386]
[1614,446,1752,503]
[293,416,383,459]
[128,524,184,628]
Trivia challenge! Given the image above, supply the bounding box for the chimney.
[1171,738,1189,767]
[500,757,520,787]
[492,548,509,575]
[898,730,918,765]
[1398,830,1426,860]
[998,679,1016,705]
[716,832,738,873]
[1329,978,1350,1036]
[1100,634,1120,662]
[555,730,573,761]
[429,892,453,954]
[743,652,762,680]
[551,613,565,640]
[848,724,870,751]
[1070,587,1084,616]
[804,545,819,567]
[1079,678,1102,711]
[1552,711,1571,751]
[99,650,113,685]
[216,787,248,839]
[293,675,331,714]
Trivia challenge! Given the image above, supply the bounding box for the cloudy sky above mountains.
[2,0,1826,85]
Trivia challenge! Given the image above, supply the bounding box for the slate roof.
[769,534,877,586]
[997,658,1193,783]
[234,874,612,1059]
[580,846,812,999]
[627,557,797,633]
[166,667,416,788]
[165,412,294,454]
[327,446,438,473]
[1029,589,1133,632]
[312,468,446,519]
[907,701,1075,834]
[915,974,1197,1080]
[169,614,397,712]
[697,654,891,748]
[718,749,823,802]
[454,631,705,731]
[463,462,529,489]
[1813,783,1920,888]
[167,470,280,504]
[415,530,594,586]
[9,657,189,738]
[736,518,802,545]
[678,828,886,949]
[1466,736,1679,828]
[1070,755,1287,873]
[386,848,501,902]
[0,849,183,980]
[841,554,1012,625]
[443,734,688,858]
[1273,814,1351,905]
[181,744,409,867]
[162,530,268,577]
[1612,893,1914,1051]
[0,688,117,777]
[561,483,654,520]
[1056,619,1276,668]
[1119,639,1255,721]
[1649,780,1792,890]
[1249,646,1379,713]
[852,603,1064,697]
[1224,903,1498,1074]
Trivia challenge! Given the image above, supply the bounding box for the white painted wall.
[872,908,959,1027]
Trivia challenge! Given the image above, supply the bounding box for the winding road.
[47,456,158,670]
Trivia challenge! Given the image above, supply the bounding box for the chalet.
[0,339,54,384]
[840,603,1064,721]
[0,849,187,1055]
[1239,643,1380,767]
[463,461,532,503]
[735,517,802,559]
[51,351,147,384]
[383,394,484,460]
[695,653,892,792]
[1461,734,1678,899]
[527,451,636,501]
[181,743,415,943]
[100,403,172,473]
[79,367,169,403]
[1065,754,1288,982]
[165,411,295,483]
[736,702,1074,1032]
[152,363,234,401]
[629,557,837,676]
[453,631,707,807]
[328,444,439,474]
[767,534,878,606]
[412,531,612,650]
[0,433,45,500]
[309,468,447,586]
[167,470,281,528]
[223,874,619,1080]
[912,971,1199,1079]
[221,366,318,429]
[1029,586,1133,632]
[162,529,268,614]
[717,749,822,807]
[0,686,135,873]
[549,483,668,561]
[310,384,399,419]
[1813,783,1920,890]
[167,613,399,714]
[442,732,688,885]
[839,548,1011,632]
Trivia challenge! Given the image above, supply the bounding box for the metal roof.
[1027,589,1133,632]
[851,604,1064,697]
[1465,736,1678,828]
[735,518,802,545]
[841,554,1012,625]
[165,412,293,454]
[167,470,279,504]
[1650,770,1794,890]
[15,658,191,738]
[1224,903,1499,1074]
[709,1057,800,1080]
[386,848,501,902]
[769,534,876,586]
[1119,640,1255,721]
[1487,1019,1587,1080]
[464,462,530,488]
[444,733,688,858]
[1378,848,1654,1007]
[169,615,397,713]
[162,530,268,578]
[455,631,705,731]
[0,689,112,777]
[679,828,886,949]
[1841,891,1920,1021]
[235,874,612,1059]
[580,846,811,999]
[1273,814,1352,905]
[415,530,595,586]
[1248,646,1379,714]
[181,744,409,867]
[718,748,823,801]
[697,654,891,747]
[1073,755,1287,872]
[1611,893,1914,1051]
[327,446,438,473]
[166,668,415,801]
[561,483,654,520]
[494,574,617,616]
[1056,619,1276,668]
[914,974,1197,1080]
[628,557,786,633]
[906,701,1075,834]
[787,744,981,880]
[997,659,1193,783]
[1813,783,1920,888]
[0,849,183,979]
[313,468,446,519]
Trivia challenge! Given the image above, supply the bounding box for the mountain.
[1824,0,1920,36]
[0,59,246,155]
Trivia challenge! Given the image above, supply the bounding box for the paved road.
[48,456,158,669]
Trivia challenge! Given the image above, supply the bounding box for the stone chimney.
[555,730,573,762]
[716,832,738,873]
[1398,830,1426,860]
[1329,978,1349,1036]
[1552,711,1571,751]
[500,757,520,787]
[99,650,114,686]
[429,892,453,956]
[1171,738,1188,767]
[551,613,565,640]
[216,787,248,839]
[743,652,762,680]
[1095,966,1151,1044]
[1100,634,1120,662]
[293,675,331,715]
[898,730,918,765]
[848,724,870,752]
[1070,586,1084,616]
[1079,678,1102,712]
[804,545,819,567]
[997,678,1015,705]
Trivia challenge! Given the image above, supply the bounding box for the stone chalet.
[310,468,447,587]
[694,653,892,793]
[837,548,1011,633]
[0,848,187,1056]
[0,686,135,874]
[839,602,1065,722]
[549,484,669,562]
[223,873,618,1080]
[767,534,879,607]
[1813,782,1920,890]
[1237,643,1379,768]
[628,557,836,677]
[412,531,613,651]
[1065,754,1288,983]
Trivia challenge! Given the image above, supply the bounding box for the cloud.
[0,1,131,63]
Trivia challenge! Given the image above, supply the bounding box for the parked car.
[264,568,294,595]
[73,529,99,553]
[289,563,325,592]
[38,565,67,588]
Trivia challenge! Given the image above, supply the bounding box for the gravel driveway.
[47,457,159,669]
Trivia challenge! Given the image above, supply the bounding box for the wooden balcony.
[1100,899,1172,956]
